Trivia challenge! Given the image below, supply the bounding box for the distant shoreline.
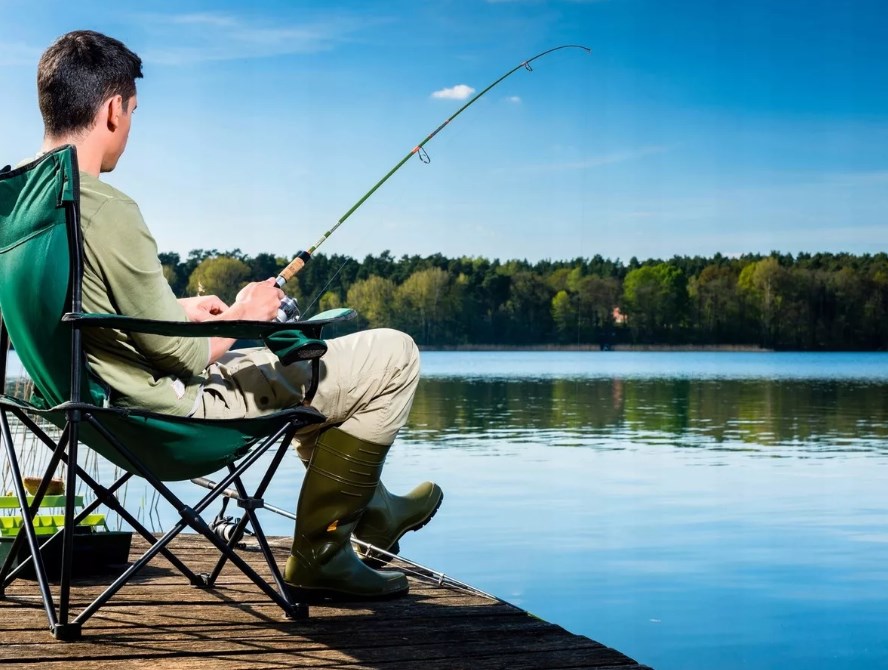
[419,344,772,352]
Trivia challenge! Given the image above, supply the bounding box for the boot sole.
[358,490,444,568]
[286,581,409,604]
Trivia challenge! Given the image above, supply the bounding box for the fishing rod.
[191,476,499,600]
[274,44,591,321]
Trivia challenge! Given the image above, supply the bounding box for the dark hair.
[38,30,143,137]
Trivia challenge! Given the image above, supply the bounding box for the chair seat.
[1,393,325,481]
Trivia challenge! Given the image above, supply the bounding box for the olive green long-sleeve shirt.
[79,172,209,415]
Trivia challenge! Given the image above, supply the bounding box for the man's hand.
[233,278,284,321]
[178,295,229,323]
[199,278,284,365]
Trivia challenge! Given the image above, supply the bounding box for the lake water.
[5,350,888,669]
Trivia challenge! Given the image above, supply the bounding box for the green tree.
[551,290,574,342]
[738,257,784,347]
[159,247,886,350]
[161,263,179,290]
[158,251,186,296]
[396,267,459,345]
[576,275,621,343]
[186,256,252,304]
[504,271,554,344]
[689,264,745,343]
[248,253,284,281]
[346,276,397,328]
[622,263,688,341]
[858,256,888,349]
[473,269,511,343]
[317,291,342,312]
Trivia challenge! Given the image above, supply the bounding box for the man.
[33,30,442,600]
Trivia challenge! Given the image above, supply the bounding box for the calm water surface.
[404,352,888,670]
[6,351,888,669]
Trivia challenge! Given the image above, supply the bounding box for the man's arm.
[82,196,211,379]
[178,279,284,364]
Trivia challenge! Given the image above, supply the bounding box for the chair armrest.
[62,308,356,340]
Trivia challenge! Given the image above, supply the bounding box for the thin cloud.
[506,96,522,104]
[518,145,672,172]
[431,84,476,101]
[136,11,376,65]
[826,170,888,185]
[165,12,241,29]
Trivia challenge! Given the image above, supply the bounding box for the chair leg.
[0,426,67,587]
[58,417,79,625]
[0,408,59,629]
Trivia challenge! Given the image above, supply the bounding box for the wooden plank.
[0,535,652,669]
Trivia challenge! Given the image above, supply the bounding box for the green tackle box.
[0,494,132,578]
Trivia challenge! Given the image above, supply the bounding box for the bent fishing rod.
[274,44,590,321]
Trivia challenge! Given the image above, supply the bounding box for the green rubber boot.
[295,444,443,564]
[353,481,444,565]
[284,427,408,601]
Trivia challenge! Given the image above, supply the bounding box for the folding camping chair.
[0,145,352,640]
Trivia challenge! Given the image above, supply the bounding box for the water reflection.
[406,377,888,457]
[398,370,888,670]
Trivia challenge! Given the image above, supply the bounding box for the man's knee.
[359,328,418,371]
[380,328,419,368]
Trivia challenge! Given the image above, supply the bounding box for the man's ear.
[105,95,124,132]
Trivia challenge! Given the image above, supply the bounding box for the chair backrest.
[0,146,98,407]
[1,147,320,481]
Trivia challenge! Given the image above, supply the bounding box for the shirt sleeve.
[84,197,210,378]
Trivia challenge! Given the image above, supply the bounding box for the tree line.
[158,249,888,350]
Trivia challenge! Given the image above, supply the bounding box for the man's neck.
[41,135,103,177]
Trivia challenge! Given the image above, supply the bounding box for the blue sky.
[2,0,886,263]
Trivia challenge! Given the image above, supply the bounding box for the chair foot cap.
[285,602,310,619]
[192,572,213,588]
[52,622,82,641]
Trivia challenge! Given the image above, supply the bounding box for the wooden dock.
[0,535,651,669]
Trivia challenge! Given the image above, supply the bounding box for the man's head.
[38,30,142,172]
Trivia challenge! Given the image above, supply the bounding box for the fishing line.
[301,256,350,316]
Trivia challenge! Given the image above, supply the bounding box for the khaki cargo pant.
[192,328,420,460]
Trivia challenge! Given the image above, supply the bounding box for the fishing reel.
[276,295,301,323]
[210,498,254,547]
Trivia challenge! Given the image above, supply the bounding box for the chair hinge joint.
[237,497,264,511]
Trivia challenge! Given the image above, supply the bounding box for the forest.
[158,249,888,350]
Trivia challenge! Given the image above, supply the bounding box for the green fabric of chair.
[0,146,355,639]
